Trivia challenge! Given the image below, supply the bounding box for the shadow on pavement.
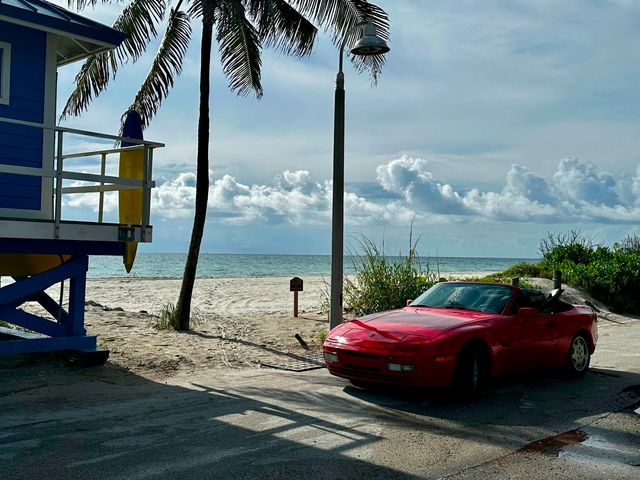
[236,367,640,456]
[1,354,639,479]
[0,353,414,480]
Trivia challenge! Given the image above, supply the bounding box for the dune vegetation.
[344,230,640,315]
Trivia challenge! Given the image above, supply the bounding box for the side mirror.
[518,307,538,320]
[547,288,564,302]
[406,299,413,306]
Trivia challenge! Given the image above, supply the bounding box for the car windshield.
[410,283,513,314]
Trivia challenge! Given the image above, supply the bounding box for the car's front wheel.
[453,346,485,400]
[566,334,590,377]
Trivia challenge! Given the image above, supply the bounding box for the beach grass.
[151,302,180,330]
[344,235,437,316]
[151,302,205,331]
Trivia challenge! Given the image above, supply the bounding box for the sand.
[19,276,331,379]
[15,272,610,381]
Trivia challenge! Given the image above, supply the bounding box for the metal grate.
[260,351,325,372]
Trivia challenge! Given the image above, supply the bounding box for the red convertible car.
[323,282,597,397]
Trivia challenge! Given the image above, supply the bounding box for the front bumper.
[323,344,455,387]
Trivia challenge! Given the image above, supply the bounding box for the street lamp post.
[330,21,390,330]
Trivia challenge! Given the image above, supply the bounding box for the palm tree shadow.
[184,329,323,366]
[0,352,412,479]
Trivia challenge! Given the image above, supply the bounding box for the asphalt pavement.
[0,316,638,479]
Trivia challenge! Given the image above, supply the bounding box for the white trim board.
[0,41,10,105]
[0,218,153,243]
[41,33,57,220]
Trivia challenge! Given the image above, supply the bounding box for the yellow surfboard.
[118,111,144,273]
[0,253,70,276]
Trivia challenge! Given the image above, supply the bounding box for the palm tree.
[63,0,390,330]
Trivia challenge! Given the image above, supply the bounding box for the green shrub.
[538,229,596,259]
[616,234,640,254]
[541,236,640,313]
[317,330,328,343]
[344,235,436,316]
[502,262,542,278]
[542,243,594,265]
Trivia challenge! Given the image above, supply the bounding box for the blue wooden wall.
[0,20,46,213]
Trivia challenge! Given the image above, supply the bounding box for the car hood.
[328,307,495,343]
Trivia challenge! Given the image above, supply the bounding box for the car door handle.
[546,321,557,328]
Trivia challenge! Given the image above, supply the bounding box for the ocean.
[87,253,538,279]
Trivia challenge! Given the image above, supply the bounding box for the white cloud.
[153,172,198,218]
[207,172,327,225]
[376,156,467,215]
[632,165,640,204]
[376,155,640,224]
[553,158,619,207]
[62,156,640,227]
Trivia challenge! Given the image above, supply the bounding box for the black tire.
[453,346,484,400]
[566,334,590,377]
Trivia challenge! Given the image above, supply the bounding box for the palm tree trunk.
[176,18,213,330]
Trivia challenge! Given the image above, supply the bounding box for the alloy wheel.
[571,336,589,372]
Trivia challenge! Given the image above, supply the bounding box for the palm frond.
[113,0,167,63]
[127,6,192,129]
[246,0,317,57]
[67,0,98,10]
[290,0,389,80]
[61,0,167,120]
[188,0,218,26]
[291,0,388,42]
[60,51,118,120]
[216,1,263,98]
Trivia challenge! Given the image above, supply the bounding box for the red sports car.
[323,282,597,397]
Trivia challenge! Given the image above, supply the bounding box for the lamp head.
[350,21,390,56]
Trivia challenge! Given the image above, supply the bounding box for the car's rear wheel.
[453,346,485,400]
[566,334,590,377]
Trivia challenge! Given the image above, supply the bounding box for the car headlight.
[323,351,338,363]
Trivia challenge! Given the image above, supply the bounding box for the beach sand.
[20,276,331,379]
[17,272,547,380]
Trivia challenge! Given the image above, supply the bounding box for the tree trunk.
[176,18,213,330]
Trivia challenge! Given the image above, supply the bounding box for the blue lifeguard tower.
[0,0,163,363]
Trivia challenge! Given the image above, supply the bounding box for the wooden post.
[553,270,562,290]
[290,277,303,318]
[511,277,520,286]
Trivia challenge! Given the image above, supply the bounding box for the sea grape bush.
[542,243,595,266]
[501,262,543,278]
[616,234,640,254]
[540,234,640,314]
[538,230,597,258]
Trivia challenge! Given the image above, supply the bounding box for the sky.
[52,0,640,257]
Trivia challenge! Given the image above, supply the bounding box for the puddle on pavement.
[515,425,639,467]
[518,429,588,456]
[560,431,640,468]
[498,387,640,468]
